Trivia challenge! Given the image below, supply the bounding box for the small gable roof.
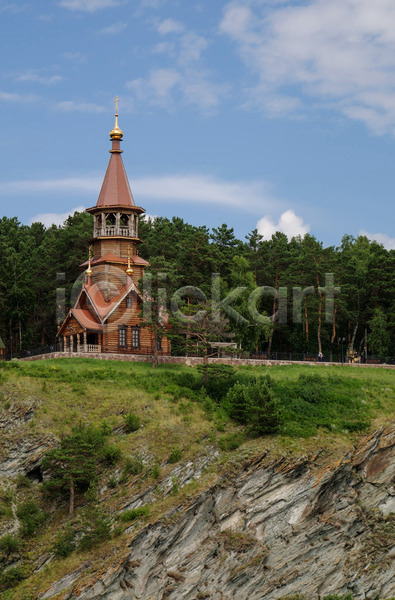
[84,279,142,323]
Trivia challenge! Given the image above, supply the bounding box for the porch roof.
[72,309,103,332]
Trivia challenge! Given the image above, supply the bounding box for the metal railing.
[1,344,393,364]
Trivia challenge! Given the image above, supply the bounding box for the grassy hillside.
[0,359,394,599]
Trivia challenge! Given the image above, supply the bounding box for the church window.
[131,326,140,348]
[118,326,127,348]
[120,214,129,227]
[126,294,133,308]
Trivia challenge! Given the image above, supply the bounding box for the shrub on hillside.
[198,364,236,402]
[119,506,149,522]
[123,453,144,476]
[168,447,182,463]
[53,524,75,558]
[0,534,20,555]
[102,445,122,465]
[223,376,282,436]
[296,374,329,404]
[16,501,46,537]
[123,412,140,433]
[78,506,112,551]
[0,566,26,591]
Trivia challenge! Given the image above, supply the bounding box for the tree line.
[0,212,393,359]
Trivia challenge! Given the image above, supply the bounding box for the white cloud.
[0,174,279,213]
[98,21,127,35]
[127,68,227,112]
[257,210,310,240]
[56,100,106,113]
[62,52,88,63]
[1,178,101,195]
[157,18,184,35]
[178,32,208,65]
[152,41,175,56]
[15,71,64,85]
[132,175,277,212]
[220,0,395,134]
[359,229,395,250]
[29,206,86,227]
[0,3,28,13]
[59,0,121,12]
[0,91,37,103]
[128,69,180,106]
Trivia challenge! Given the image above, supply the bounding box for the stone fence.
[19,352,395,368]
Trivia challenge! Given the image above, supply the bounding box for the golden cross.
[113,95,120,115]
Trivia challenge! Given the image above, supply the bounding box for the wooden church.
[58,104,170,357]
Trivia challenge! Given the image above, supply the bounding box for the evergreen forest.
[0,212,393,360]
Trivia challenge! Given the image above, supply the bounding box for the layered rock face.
[46,428,394,600]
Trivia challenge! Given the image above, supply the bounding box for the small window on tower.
[120,214,129,227]
[106,213,116,226]
[126,294,133,308]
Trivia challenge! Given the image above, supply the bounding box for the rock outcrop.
[42,428,395,600]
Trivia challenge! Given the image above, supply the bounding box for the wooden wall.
[103,295,171,355]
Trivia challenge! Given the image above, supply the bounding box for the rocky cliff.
[41,428,395,600]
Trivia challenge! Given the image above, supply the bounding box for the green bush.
[218,432,245,451]
[322,596,354,600]
[78,508,112,551]
[16,500,46,537]
[103,445,122,465]
[198,364,236,402]
[100,420,113,436]
[0,534,20,555]
[223,377,282,436]
[119,506,149,522]
[108,476,118,489]
[168,447,182,463]
[151,461,160,479]
[0,566,26,591]
[296,374,329,404]
[121,453,144,481]
[53,524,75,558]
[123,412,140,433]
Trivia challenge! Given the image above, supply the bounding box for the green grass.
[0,358,393,439]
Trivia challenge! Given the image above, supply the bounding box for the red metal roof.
[72,309,103,331]
[80,253,149,268]
[84,282,129,321]
[96,152,135,208]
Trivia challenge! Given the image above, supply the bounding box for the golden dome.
[110,123,123,140]
[110,96,123,140]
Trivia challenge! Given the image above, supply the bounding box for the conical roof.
[96,152,135,209]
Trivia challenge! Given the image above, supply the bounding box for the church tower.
[57,100,170,357]
[84,98,148,300]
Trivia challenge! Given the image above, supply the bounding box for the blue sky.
[1,0,394,249]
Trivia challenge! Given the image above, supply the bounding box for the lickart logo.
[56,267,341,329]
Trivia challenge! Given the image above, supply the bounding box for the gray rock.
[40,428,395,600]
